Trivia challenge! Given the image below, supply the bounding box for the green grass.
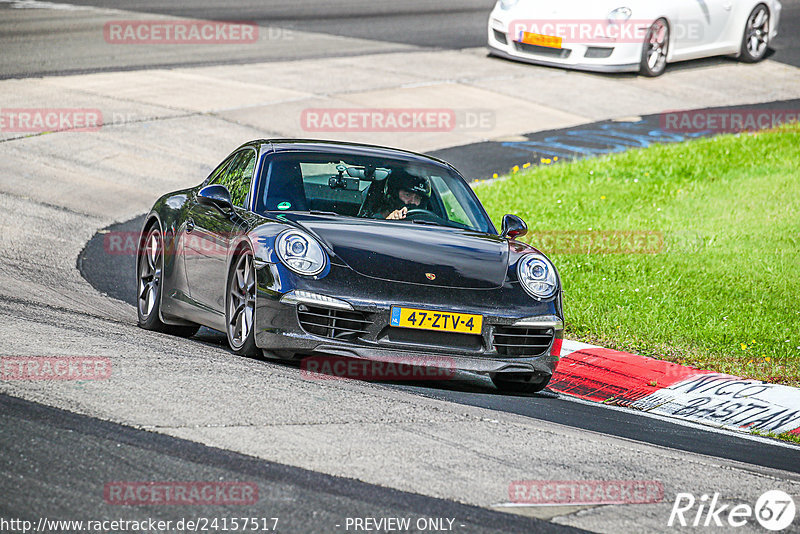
[751,429,800,445]
[474,124,800,386]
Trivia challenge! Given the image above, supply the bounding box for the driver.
[375,169,431,220]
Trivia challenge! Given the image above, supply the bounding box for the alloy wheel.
[645,20,668,74]
[138,227,162,319]
[228,252,256,350]
[746,7,769,59]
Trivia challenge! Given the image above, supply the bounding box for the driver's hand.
[386,207,408,220]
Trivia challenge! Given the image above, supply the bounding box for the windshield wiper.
[410,219,445,227]
[309,210,339,216]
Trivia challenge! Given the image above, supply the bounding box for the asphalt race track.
[2,0,799,78]
[3,1,800,533]
[0,0,497,78]
[0,394,572,534]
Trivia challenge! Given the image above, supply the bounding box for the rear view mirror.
[198,184,234,213]
[501,214,528,240]
[345,166,365,179]
[345,166,390,180]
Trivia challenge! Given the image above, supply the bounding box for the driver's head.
[387,169,430,209]
[398,188,423,207]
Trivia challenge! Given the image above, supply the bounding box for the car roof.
[241,139,457,171]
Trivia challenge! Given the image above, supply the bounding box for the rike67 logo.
[669,490,796,531]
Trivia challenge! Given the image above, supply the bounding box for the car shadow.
[168,329,554,398]
[271,352,554,398]
[485,49,775,79]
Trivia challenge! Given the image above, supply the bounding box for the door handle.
[186,218,195,233]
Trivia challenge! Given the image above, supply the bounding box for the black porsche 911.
[137,139,563,393]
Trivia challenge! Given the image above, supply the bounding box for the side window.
[206,153,236,185]
[430,175,472,227]
[212,150,256,209]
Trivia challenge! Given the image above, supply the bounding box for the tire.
[137,224,199,337]
[640,18,669,77]
[740,4,770,63]
[225,247,259,357]
[491,373,551,394]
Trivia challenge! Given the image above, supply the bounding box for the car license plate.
[518,32,562,49]
[390,306,482,335]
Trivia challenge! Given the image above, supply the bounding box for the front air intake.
[492,326,555,357]
[297,305,372,341]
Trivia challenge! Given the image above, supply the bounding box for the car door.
[672,0,736,59]
[184,148,257,319]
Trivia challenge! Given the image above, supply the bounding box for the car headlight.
[608,7,632,23]
[499,0,519,10]
[517,254,558,300]
[276,230,326,276]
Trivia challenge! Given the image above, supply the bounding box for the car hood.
[500,0,642,23]
[283,213,509,289]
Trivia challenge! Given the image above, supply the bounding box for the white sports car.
[487,0,781,76]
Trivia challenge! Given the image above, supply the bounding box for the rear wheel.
[740,4,770,63]
[137,224,199,337]
[640,18,669,77]
[491,373,550,394]
[226,248,259,357]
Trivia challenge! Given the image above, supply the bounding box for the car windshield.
[254,151,494,233]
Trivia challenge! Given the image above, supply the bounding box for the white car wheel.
[740,4,770,63]
[640,18,669,77]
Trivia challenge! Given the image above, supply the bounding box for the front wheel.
[740,4,770,63]
[137,225,199,337]
[491,373,551,394]
[640,18,669,77]
[226,248,259,357]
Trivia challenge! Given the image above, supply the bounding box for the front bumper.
[253,262,563,377]
[487,16,642,73]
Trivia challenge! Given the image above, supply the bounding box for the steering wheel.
[403,208,439,221]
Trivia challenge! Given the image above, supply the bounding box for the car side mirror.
[501,214,528,240]
[198,184,234,214]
